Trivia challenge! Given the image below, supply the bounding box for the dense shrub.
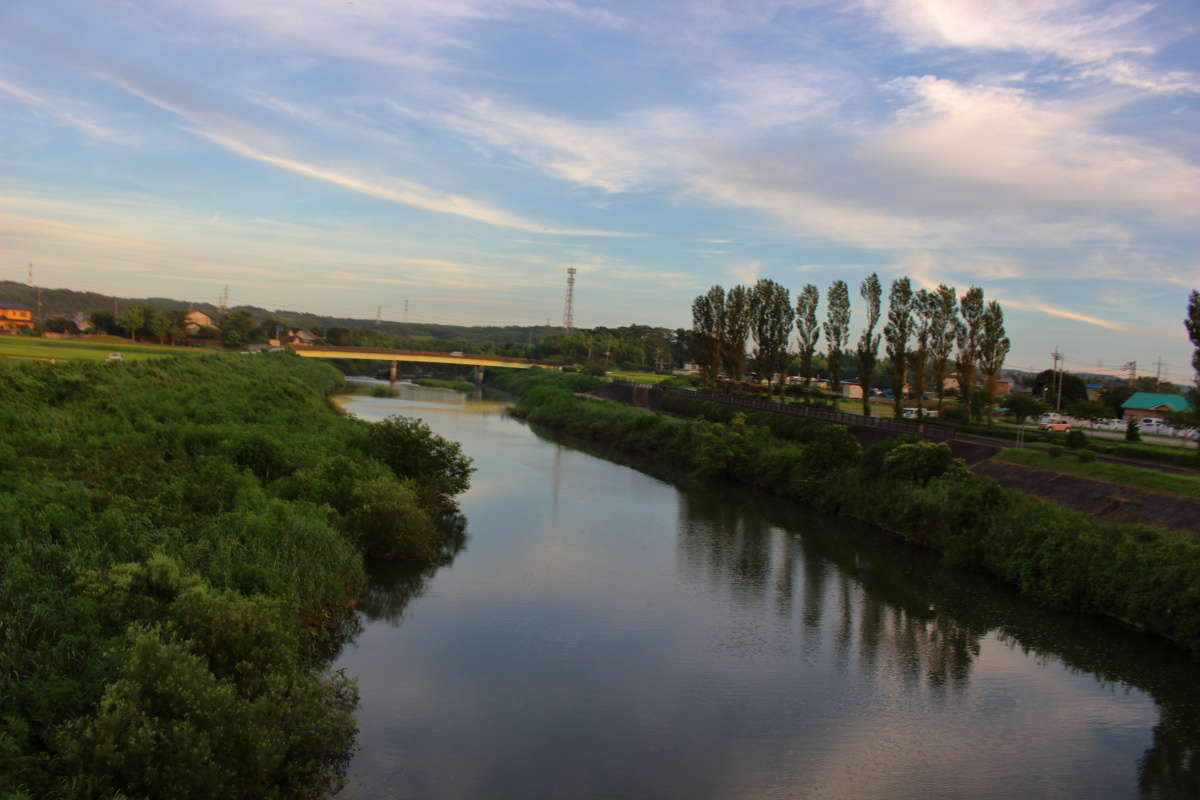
[1048,445,1064,458]
[1077,449,1097,463]
[1065,429,1088,450]
[0,354,471,799]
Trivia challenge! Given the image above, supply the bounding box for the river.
[334,384,1199,800]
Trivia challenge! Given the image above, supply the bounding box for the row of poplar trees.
[691,275,1011,423]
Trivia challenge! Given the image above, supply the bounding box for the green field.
[0,335,211,362]
[996,448,1200,500]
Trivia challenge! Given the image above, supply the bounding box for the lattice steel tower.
[562,266,577,333]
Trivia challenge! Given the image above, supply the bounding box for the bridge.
[287,344,537,383]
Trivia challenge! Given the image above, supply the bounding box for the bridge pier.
[474,365,484,385]
[389,360,397,386]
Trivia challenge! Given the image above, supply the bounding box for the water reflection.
[358,514,469,626]
[677,489,984,696]
[674,481,1199,796]
[338,394,1200,800]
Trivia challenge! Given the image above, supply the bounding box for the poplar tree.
[823,280,850,391]
[723,285,753,381]
[855,273,882,416]
[910,289,934,418]
[978,300,1011,426]
[750,279,794,394]
[929,284,958,412]
[690,285,725,387]
[883,277,914,419]
[1183,290,1200,449]
[956,287,985,422]
[795,284,820,386]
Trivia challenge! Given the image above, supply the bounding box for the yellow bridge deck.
[288,345,535,369]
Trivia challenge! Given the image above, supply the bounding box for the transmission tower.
[218,286,230,314]
[1124,360,1137,387]
[375,305,381,326]
[562,266,577,333]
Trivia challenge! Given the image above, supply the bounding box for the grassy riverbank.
[0,354,471,799]
[996,448,1200,499]
[0,335,210,362]
[494,371,1200,654]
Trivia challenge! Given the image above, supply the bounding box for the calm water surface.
[335,385,1199,800]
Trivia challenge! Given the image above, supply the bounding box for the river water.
[334,385,1199,800]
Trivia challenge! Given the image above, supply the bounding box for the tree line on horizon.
[691,274,1011,423]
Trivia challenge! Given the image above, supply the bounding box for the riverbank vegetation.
[0,354,471,799]
[498,372,1200,654]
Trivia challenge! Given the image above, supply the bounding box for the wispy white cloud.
[190,128,629,237]
[0,75,127,143]
[860,0,1198,94]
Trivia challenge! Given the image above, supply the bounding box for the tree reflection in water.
[357,513,468,626]
[675,482,1198,795]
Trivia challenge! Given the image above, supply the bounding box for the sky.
[1,1,1197,380]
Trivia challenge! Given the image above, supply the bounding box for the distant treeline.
[0,354,471,799]
[492,370,1200,655]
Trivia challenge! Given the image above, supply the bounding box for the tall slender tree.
[883,277,914,419]
[723,285,753,381]
[929,284,958,412]
[1183,290,1200,450]
[823,280,850,391]
[750,279,794,394]
[910,289,934,418]
[978,300,1011,426]
[855,273,882,416]
[956,287,985,421]
[691,286,725,387]
[795,284,820,387]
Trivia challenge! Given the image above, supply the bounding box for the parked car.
[1038,420,1071,431]
[106,352,123,362]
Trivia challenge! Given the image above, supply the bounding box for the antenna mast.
[563,266,577,333]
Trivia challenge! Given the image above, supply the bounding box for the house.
[943,372,1012,397]
[841,381,863,400]
[185,310,215,334]
[0,302,35,332]
[1120,392,1191,421]
[269,329,319,346]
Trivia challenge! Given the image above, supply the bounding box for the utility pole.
[404,299,409,323]
[1050,348,1064,412]
[1124,360,1137,388]
[375,305,381,326]
[1154,355,1164,391]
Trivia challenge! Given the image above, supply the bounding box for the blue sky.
[1,0,1197,380]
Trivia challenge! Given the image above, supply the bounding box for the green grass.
[0,335,211,362]
[996,448,1200,500]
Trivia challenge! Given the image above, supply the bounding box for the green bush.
[1126,418,1141,442]
[1077,449,1097,463]
[369,415,473,509]
[0,354,471,798]
[1065,429,1088,450]
[1048,445,1064,458]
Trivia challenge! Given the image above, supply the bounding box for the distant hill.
[0,280,555,345]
